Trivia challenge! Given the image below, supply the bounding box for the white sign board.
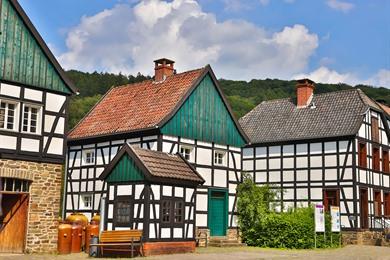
[315,204,325,232]
[330,206,341,232]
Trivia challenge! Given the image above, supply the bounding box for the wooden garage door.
[0,193,29,253]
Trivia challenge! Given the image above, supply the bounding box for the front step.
[208,236,246,247]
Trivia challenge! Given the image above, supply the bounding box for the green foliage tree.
[69,95,102,130]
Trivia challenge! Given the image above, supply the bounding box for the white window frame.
[214,150,226,166]
[21,103,42,135]
[80,194,93,210]
[0,99,19,132]
[180,145,194,161]
[83,149,95,165]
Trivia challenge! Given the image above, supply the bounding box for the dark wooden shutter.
[384,193,390,217]
[374,191,382,217]
[373,146,380,171]
[383,149,389,173]
[371,117,379,143]
[358,142,367,168]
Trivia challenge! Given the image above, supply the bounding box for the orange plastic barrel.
[71,223,83,253]
[57,223,72,254]
[91,214,100,224]
[85,222,100,252]
[66,213,88,251]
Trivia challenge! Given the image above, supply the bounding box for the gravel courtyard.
[1,245,390,260]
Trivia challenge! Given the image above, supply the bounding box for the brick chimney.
[154,58,175,82]
[296,78,315,108]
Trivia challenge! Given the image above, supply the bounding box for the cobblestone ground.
[1,245,389,260]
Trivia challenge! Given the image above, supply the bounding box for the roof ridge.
[241,88,361,119]
[133,146,179,156]
[111,67,206,90]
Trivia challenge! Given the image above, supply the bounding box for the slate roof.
[239,88,386,144]
[99,144,204,185]
[68,67,206,140]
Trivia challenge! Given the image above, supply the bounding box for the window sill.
[0,128,18,133]
[21,131,41,136]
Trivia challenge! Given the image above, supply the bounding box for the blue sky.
[19,0,390,86]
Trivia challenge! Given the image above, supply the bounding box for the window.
[383,149,389,173]
[174,200,184,223]
[81,194,92,209]
[180,146,193,161]
[84,150,95,165]
[371,116,379,143]
[358,142,367,168]
[374,191,382,217]
[0,177,30,192]
[214,151,225,165]
[161,197,184,226]
[0,100,18,131]
[384,193,390,217]
[22,104,41,134]
[114,196,132,226]
[323,189,339,212]
[161,200,171,223]
[373,146,380,172]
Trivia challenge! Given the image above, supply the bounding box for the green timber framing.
[160,68,247,147]
[0,0,76,95]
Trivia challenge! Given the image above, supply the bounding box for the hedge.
[237,175,341,249]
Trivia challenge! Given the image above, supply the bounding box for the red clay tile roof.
[68,67,206,140]
[377,102,390,115]
[132,146,204,183]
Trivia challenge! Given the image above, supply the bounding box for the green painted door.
[209,190,227,236]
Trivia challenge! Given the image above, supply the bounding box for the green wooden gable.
[161,74,246,147]
[0,0,72,94]
[106,154,144,183]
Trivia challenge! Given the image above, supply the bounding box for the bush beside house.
[237,175,340,249]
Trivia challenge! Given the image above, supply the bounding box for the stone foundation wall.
[227,228,241,242]
[0,159,63,253]
[342,230,384,246]
[195,228,241,247]
[195,228,210,247]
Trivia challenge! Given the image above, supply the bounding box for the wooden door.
[209,190,227,236]
[360,189,369,229]
[0,193,29,253]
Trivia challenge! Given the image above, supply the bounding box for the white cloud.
[294,67,390,88]
[326,0,355,13]
[366,69,390,87]
[294,66,357,84]
[58,0,318,80]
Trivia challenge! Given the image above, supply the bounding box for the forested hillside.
[66,70,390,130]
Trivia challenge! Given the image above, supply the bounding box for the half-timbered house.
[64,58,248,249]
[0,0,76,253]
[239,79,390,235]
[99,144,204,254]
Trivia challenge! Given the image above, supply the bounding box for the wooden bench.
[90,230,143,258]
